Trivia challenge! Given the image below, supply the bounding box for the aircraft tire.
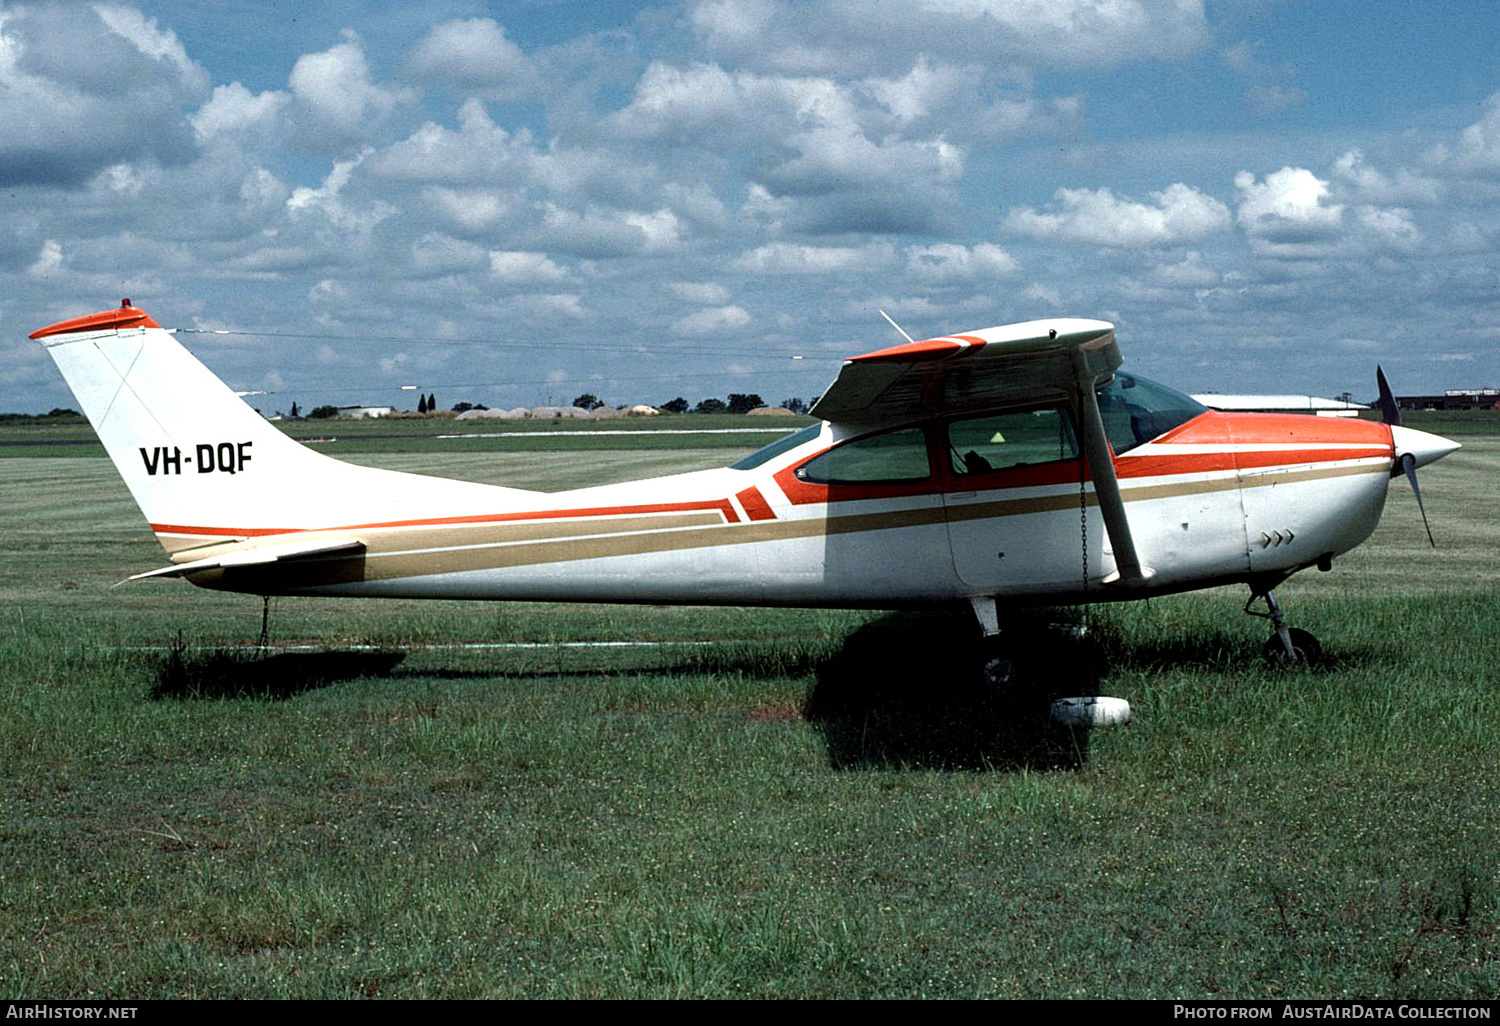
[1262,628,1322,667]
[978,640,1021,689]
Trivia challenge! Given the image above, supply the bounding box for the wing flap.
[126,537,366,582]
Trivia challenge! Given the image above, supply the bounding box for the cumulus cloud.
[731,241,897,274]
[1151,251,1221,288]
[1355,206,1420,248]
[691,0,779,54]
[91,162,153,197]
[240,167,290,213]
[1222,39,1305,117]
[0,5,204,185]
[660,183,729,230]
[687,0,1209,73]
[288,30,416,147]
[488,250,569,283]
[423,186,517,232]
[1243,85,1306,117]
[93,4,208,92]
[407,18,538,100]
[1023,283,1064,307]
[612,62,967,233]
[1004,183,1230,247]
[286,151,395,234]
[411,233,488,275]
[368,99,543,188]
[516,293,586,320]
[191,82,290,142]
[672,305,751,335]
[525,204,647,259]
[5,1,1492,414]
[863,57,1082,141]
[26,239,64,278]
[741,183,792,227]
[670,281,732,304]
[1427,91,1500,179]
[904,242,1019,282]
[1233,167,1343,242]
[1330,150,1439,206]
[614,61,967,192]
[623,209,684,253]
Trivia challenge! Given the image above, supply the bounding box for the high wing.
[811,317,1152,588]
[810,318,1120,424]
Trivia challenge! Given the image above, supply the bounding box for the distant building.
[336,406,395,419]
[1192,394,1367,418]
[1392,389,1500,411]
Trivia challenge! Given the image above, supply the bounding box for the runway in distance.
[32,300,1460,674]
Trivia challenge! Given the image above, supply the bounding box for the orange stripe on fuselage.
[735,485,777,522]
[1123,411,1392,476]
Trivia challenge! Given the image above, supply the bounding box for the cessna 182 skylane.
[33,300,1459,675]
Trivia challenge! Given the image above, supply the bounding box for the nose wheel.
[1261,625,1322,666]
[1246,588,1322,666]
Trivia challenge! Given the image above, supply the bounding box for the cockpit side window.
[1096,373,1207,454]
[947,407,1077,476]
[793,426,930,484]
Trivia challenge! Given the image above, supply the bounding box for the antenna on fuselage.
[879,309,916,345]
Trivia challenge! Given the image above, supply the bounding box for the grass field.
[0,418,1496,998]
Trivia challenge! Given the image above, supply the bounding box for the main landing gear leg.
[1245,587,1321,666]
[969,596,1019,687]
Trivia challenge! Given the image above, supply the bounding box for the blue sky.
[2,0,1496,415]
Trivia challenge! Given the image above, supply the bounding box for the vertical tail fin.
[33,301,531,555]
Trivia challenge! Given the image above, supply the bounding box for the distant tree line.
[658,393,780,414]
[0,408,86,424]
[261,390,817,421]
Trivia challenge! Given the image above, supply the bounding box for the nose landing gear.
[1246,587,1322,666]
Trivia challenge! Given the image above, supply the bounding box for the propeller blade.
[1375,365,1403,427]
[1401,452,1436,548]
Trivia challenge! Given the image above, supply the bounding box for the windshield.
[1097,373,1207,454]
[729,424,822,470]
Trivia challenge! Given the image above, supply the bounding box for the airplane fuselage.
[172,408,1396,610]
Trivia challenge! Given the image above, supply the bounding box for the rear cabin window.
[947,408,1078,476]
[794,427,930,484]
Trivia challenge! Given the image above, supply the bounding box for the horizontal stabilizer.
[126,537,366,582]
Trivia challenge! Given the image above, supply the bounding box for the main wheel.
[1263,627,1322,666]
[979,649,1020,688]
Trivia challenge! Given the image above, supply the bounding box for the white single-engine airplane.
[33,300,1460,676]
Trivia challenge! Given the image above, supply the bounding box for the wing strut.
[1070,347,1154,588]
